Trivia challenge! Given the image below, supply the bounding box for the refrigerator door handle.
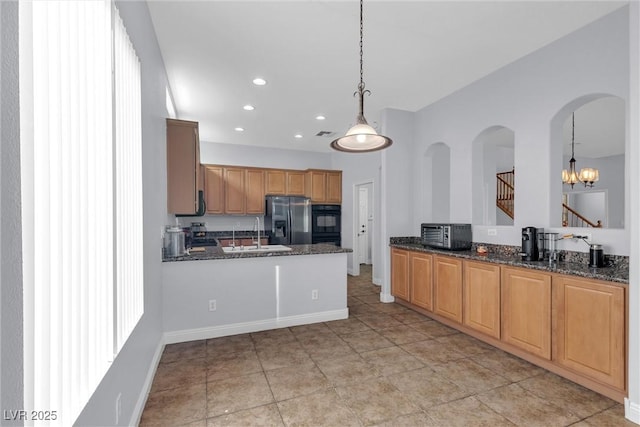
[287,208,292,244]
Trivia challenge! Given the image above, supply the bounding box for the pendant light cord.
[571,113,575,158]
[359,0,364,91]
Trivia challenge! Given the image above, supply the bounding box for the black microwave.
[421,223,472,250]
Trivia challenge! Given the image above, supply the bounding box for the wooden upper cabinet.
[203,165,224,214]
[502,266,551,360]
[166,119,201,214]
[433,255,463,323]
[224,167,245,214]
[553,275,626,389]
[391,248,410,301]
[306,169,342,204]
[245,169,265,214]
[286,171,306,196]
[326,171,342,203]
[265,169,286,195]
[307,170,327,203]
[410,252,433,311]
[265,169,306,196]
[463,260,501,339]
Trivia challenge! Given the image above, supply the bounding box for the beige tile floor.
[140,265,633,426]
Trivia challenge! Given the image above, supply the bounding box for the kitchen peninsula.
[162,243,351,344]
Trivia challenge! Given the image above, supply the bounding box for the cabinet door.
[307,170,327,203]
[265,170,286,195]
[326,171,342,204]
[464,261,501,339]
[166,119,199,214]
[391,248,410,301]
[553,276,625,389]
[245,169,265,214]
[203,165,224,214]
[224,168,245,214]
[433,256,463,323]
[286,171,306,196]
[502,267,551,359]
[410,252,433,311]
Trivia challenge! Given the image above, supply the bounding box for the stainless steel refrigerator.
[265,196,312,245]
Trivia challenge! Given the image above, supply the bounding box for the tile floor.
[140,265,633,426]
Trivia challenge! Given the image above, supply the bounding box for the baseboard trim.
[163,309,350,344]
[129,337,165,426]
[379,292,395,303]
[373,276,382,286]
[625,398,640,424]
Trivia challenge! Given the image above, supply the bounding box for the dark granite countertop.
[163,243,352,262]
[390,238,628,284]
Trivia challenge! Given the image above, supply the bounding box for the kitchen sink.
[222,244,292,253]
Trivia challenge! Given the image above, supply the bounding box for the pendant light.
[330,0,392,153]
[562,113,599,188]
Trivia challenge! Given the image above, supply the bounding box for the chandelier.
[330,0,392,153]
[562,113,599,188]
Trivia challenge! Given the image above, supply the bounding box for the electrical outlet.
[115,393,122,425]
[311,290,318,300]
[488,228,497,236]
[209,299,217,311]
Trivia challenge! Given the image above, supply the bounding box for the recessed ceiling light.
[252,78,267,86]
[243,105,255,111]
[235,127,245,132]
[294,134,303,139]
[316,115,326,120]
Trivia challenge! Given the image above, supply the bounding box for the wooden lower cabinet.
[433,255,463,323]
[553,275,626,389]
[463,260,500,339]
[391,249,433,310]
[391,248,410,301]
[501,266,551,360]
[410,252,433,311]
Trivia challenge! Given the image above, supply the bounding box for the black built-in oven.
[311,205,341,246]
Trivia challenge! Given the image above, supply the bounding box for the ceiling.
[147,1,627,154]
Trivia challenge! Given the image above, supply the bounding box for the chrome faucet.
[254,217,262,249]
[231,225,236,249]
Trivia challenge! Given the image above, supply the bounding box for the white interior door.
[358,187,370,264]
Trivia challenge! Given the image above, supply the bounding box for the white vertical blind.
[114,6,143,352]
[20,1,143,425]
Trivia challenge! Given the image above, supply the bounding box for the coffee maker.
[521,227,538,261]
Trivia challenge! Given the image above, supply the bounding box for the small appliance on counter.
[421,223,472,250]
[521,226,538,261]
[589,244,605,268]
[164,226,187,257]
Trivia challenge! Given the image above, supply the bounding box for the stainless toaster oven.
[421,223,472,250]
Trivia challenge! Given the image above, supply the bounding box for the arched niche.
[421,142,450,222]
[471,126,515,226]
[550,95,625,229]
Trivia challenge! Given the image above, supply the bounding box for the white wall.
[0,2,24,422]
[626,1,640,423]
[562,153,625,228]
[410,6,630,256]
[380,108,415,301]
[74,2,168,425]
[384,5,639,423]
[331,151,381,279]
